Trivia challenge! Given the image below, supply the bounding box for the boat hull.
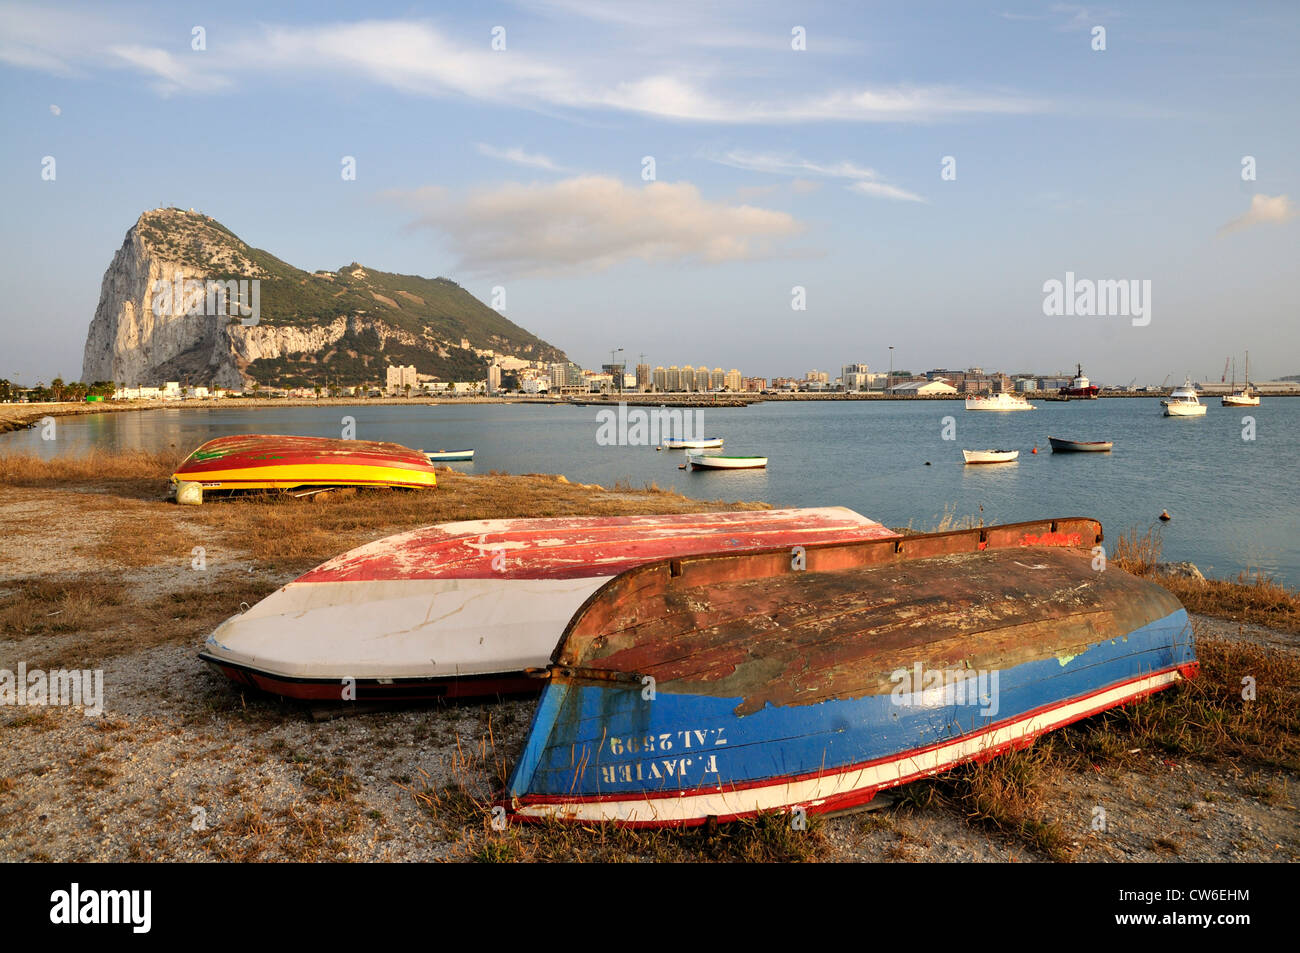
[506,519,1196,826]
[425,449,474,461]
[199,508,898,700]
[962,449,1019,464]
[173,434,439,491]
[664,438,724,449]
[687,454,767,469]
[1163,403,1207,417]
[1048,437,1113,452]
[964,396,1035,411]
[1221,395,1259,407]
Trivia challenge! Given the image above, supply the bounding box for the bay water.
[7,398,1296,584]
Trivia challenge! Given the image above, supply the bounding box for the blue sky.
[1,0,1296,385]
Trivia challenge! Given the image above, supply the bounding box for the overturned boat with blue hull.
[506,518,1197,826]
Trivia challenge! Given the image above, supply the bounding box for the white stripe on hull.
[511,668,1185,824]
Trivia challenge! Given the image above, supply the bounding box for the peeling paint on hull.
[505,518,1198,826]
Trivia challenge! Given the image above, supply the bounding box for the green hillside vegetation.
[135,209,567,388]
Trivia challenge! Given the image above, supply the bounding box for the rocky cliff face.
[82,210,254,388]
[82,208,565,389]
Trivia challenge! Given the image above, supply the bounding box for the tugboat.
[1060,363,1100,399]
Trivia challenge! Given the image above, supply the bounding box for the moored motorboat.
[1048,437,1113,452]
[505,518,1197,826]
[1162,378,1207,417]
[686,454,767,470]
[663,437,724,449]
[962,449,1019,464]
[172,434,439,498]
[198,508,899,702]
[964,392,1035,411]
[424,449,475,462]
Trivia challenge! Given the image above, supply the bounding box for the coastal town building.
[549,362,584,390]
[841,363,871,392]
[889,378,958,395]
[645,363,745,392]
[385,364,418,394]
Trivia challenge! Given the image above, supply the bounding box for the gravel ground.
[5,610,1293,863]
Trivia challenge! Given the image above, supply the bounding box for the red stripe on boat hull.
[201,656,540,702]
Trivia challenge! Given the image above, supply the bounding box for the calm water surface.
[8,399,1298,584]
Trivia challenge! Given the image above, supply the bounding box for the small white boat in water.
[1162,378,1207,417]
[965,392,1035,411]
[424,449,474,462]
[962,449,1020,464]
[663,437,724,449]
[1221,353,1260,407]
[686,453,768,470]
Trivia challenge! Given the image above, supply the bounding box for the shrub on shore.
[1114,525,1299,634]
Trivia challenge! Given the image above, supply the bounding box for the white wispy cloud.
[998,5,1123,31]
[477,144,570,173]
[0,5,1046,123]
[518,1,862,53]
[107,45,232,94]
[705,150,925,202]
[1218,194,1297,235]
[385,175,804,275]
[846,181,926,202]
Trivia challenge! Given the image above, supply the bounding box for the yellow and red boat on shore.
[171,434,439,496]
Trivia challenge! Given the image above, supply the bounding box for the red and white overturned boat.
[199,508,899,702]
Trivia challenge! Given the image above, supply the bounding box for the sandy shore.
[1,462,1296,862]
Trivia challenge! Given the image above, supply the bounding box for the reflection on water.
[5,399,1297,583]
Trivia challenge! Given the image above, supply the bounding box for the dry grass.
[903,745,1075,861]
[1049,636,1300,773]
[0,449,181,488]
[1,450,766,576]
[1113,525,1300,633]
[0,575,281,668]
